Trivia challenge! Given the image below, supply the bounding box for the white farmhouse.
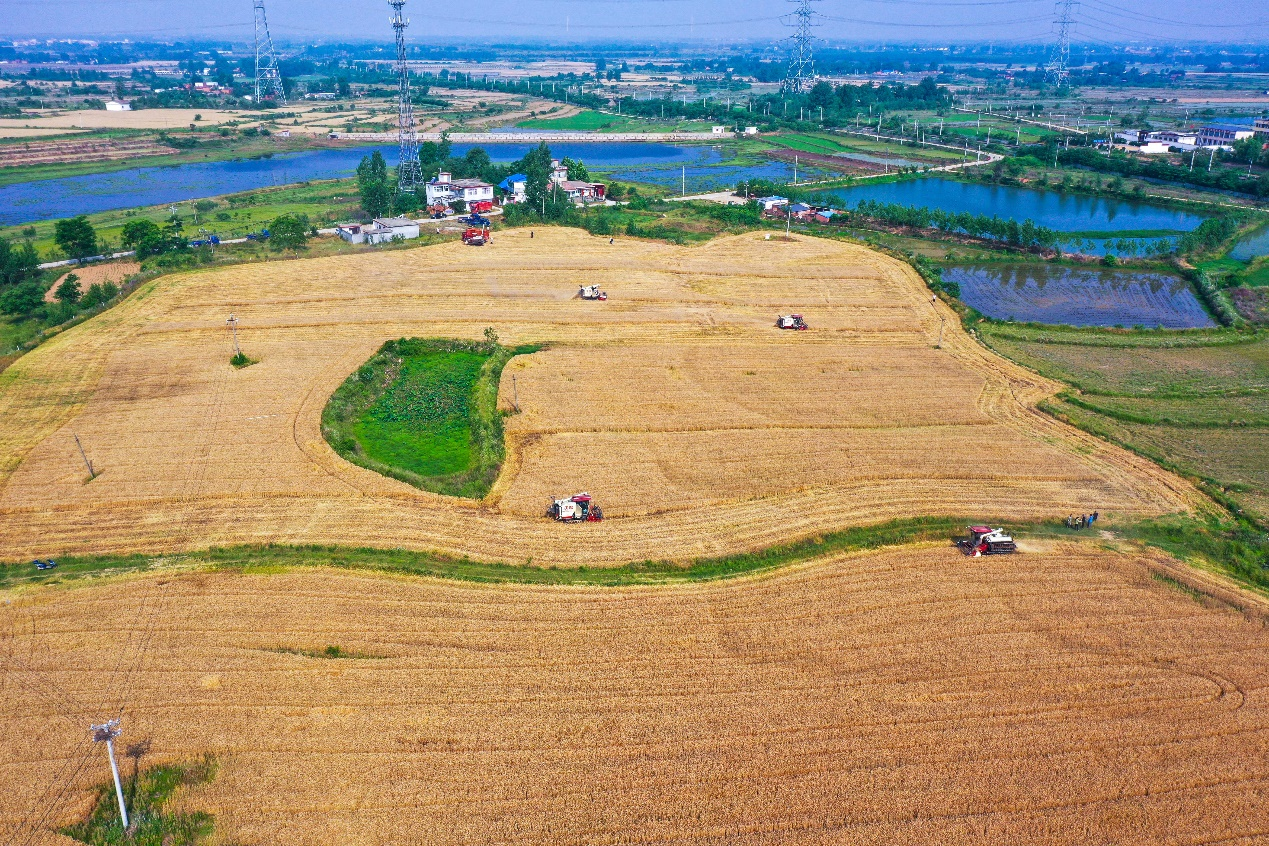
[425,172,495,208]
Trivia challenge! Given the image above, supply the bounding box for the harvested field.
[0,229,1196,565]
[0,138,176,169]
[3,543,1269,844]
[42,260,140,303]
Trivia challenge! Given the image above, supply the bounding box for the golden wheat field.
[3,543,1268,844]
[0,229,1196,565]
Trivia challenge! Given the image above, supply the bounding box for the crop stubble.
[0,229,1196,565]
[2,544,1268,844]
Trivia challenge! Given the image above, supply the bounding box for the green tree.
[0,281,44,315]
[121,219,167,257]
[807,81,835,110]
[357,150,392,218]
[80,281,119,309]
[53,215,97,260]
[54,273,81,305]
[562,156,590,182]
[269,213,310,252]
[0,236,40,287]
[518,142,555,217]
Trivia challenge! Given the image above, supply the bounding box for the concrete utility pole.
[681,164,686,197]
[226,314,241,357]
[91,720,129,829]
[512,375,520,412]
[73,432,96,480]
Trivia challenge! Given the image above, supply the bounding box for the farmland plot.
[2,544,1268,844]
[0,229,1195,565]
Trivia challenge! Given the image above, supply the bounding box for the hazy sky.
[0,0,1264,44]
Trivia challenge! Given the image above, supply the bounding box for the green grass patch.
[229,352,256,369]
[263,643,387,659]
[61,755,221,846]
[322,337,538,499]
[1,516,973,590]
[1125,515,1269,593]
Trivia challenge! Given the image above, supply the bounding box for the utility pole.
[73,433,96,480]
[226,314,241,357]
[512,375,520,413]
[252,0,286,106]
[681,164,686,196]
[390,0,422,193]
[91,720,129,829]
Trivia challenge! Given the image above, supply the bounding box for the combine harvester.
[548,493,604,522]
[776,314,808,330]
[462,226,490,246]
[957,525,1018,556]
[578,285,608,301]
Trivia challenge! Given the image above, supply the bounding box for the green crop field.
[979,323,1269,521]
[322,337,534,499]
[355,348,487,477]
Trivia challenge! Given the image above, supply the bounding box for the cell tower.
[390,0,423,194]
[1044,0,1078,88]
[252,0,286,106]
[781,0,819,95]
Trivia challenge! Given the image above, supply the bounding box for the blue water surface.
[945,263,1215,328]
[0,142,704,226]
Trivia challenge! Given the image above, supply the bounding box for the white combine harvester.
[578,285,608,301]
[547,492,604,522]
[957,525,1018,556]
[776,314,808,330]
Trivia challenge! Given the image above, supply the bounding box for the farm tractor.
[776,314,808,330]
[957,526,1018,556]
[462,226,491,246]
[579,285,608,301]
[548,493,604,522]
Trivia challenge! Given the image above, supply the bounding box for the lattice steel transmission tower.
[252,0,286,105]
[781,0,819,95]
[1044,0,1078,88]
[390,0,423,194]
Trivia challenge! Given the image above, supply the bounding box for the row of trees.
[851,199,1062,251]
[1056,145,1269,199]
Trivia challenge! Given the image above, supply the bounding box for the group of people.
[1065,511,1099,530]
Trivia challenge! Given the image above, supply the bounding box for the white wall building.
[104,100,132,111]
[1197,124,1256,148]
[336,217,421,245]
[425,172,495,207]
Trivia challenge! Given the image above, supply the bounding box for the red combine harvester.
[776,314,808,330]
[462,226,490,246]
[957,526,1018,556]
[548,493,604,522]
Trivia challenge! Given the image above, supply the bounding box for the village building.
[336,217,421,245]
[498,174,527,203]
[1197,124,1257,149]
[425,172,495,208]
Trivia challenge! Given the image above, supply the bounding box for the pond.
[810,178,1206,235]
[943,263,1216,328]
[0,141,719,226]
[1231,226,1269,262]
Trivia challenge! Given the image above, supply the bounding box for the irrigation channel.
[944,263,1216,328]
